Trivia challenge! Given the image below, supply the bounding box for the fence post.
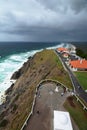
[21,79,87,130]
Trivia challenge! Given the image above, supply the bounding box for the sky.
[0,0,87,42]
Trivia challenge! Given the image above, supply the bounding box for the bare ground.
[25,83,79,130]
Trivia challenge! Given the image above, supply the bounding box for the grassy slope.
[64,96,87,130]
[43,50,73,88]
[30,49,73,88]
[74,71,87,90]
[0,49,73,130]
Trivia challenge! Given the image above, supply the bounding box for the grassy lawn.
[64,96,87,130]
[74,71,87,90]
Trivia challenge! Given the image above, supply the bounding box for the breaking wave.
[0,42,73,104]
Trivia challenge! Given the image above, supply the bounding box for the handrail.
[20,79,68,130]
[20,79,87,130]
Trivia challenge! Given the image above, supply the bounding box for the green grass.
[1,49,73,130]
[64,96,87,130]
[74,71,87,90]
[9,49,73,130]
[34,49,73,89]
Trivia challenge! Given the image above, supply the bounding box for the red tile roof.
[70,60,87,69]
[57,47,68,52]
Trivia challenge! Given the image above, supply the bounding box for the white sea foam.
[46,43,73,50]
[0,48,43,104]
[0,43,71,104]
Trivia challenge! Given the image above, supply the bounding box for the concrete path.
[25,83,79,130]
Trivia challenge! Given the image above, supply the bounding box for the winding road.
[55,50,87,103]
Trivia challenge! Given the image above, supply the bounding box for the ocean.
[0,42,86,104]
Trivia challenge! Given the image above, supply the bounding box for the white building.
[54,111,73,130]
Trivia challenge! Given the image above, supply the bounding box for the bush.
[40,57,43,61]
[76,48,87,59]
[12,104,18,112]
[0,119,8,127]
[67,96,76,108]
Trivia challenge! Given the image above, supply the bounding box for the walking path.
[25,83,79,130]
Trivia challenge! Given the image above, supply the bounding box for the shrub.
[12,104,18,112]
[0,119,8,127]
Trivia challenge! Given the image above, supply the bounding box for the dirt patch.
[25,83,70,130]
[67,96,76,108]
[25,100,52,130]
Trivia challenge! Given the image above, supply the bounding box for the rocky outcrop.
[5,83,14,95]
[11,56,32,79]
[11,70,21,79]
[0,50,72,130]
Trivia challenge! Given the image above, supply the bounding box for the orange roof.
[57,47,68,52]
[70,60,87,69]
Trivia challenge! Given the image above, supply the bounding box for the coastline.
[0,49,73,130]
[0,43,76,105]
[0,62,25,105]
[0,50,41,105]
[1,46,87,130]
[0,43,63,105]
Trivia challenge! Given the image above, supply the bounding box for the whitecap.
[0,43,74,104]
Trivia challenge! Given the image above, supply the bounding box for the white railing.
[21,79,87,130]
[20,79,69,130]
[74,94,87,110]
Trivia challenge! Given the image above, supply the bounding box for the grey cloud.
[37,0,87,13]
[69,0,87,13]
[3,20,87,42]
[36,0,68,13]
[0,0,87,41]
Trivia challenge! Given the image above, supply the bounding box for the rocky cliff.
[0,49,72,130]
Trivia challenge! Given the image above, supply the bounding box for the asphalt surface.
[55,50,87,103]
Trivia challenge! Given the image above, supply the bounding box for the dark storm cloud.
[0,0,87,41]
[69,0,87,13]
[5,22,87,42]
[37,0,87,13]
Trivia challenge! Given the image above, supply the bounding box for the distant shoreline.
[0,42,86,105]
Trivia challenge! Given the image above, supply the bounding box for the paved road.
[55,50,87,103]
